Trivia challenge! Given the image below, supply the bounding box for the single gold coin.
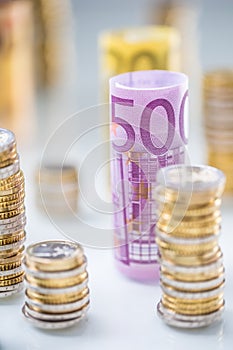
[0,170,22,187]
[0,144,17,161]
[0,189,25,203]
[0,171,24,191]
[0,272,24,286]
[0,155,18,168]
[157,222,221,237]
[0,270,23,281]
[161,299,224,315]
[0,231,26,246]
[162,280,225,294]
[0,182,25,196]
[158,198,221,217]
[0,260,22,272]
[161,266,225,282]
[157,238,218,256]
[159,246,222,266]
[162,292,224,305]
[26,286,89,305]
[26,271,88,289]
[0,199,25,213]
[0,204,25,220]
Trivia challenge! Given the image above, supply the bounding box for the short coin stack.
[22,240,90,329]
[0,128,26,297]
[203,70,233,192]
[155,165,225,328]
[36,164,78,215]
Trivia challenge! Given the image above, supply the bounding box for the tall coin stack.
[156,165,225,328]
[203,70,233,192]
[36,164,78,215]
[0,128,26,298]
[22,240,90,329]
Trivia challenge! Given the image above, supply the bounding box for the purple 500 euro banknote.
[110,70,188,281]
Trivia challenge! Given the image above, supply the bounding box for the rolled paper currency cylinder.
[110,70,188,281]
[203,70,233,192]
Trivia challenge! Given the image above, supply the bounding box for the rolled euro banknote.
[110,70,188,281]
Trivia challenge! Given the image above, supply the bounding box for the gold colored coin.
[0,246,25,266]
[157,222,221,236]
[0,270,23,281]
[0,189,25,203]
[26,286,89,305]
[0,171,24,190]
[162,298,224,315]
[0,182,25,196]
[0,170,22,187]
[0,155,18,168]
[0,272,24,286]
[159,246,222,266]
[26,271,88,288]
[0,204,25,220]
[157,238,218,256]
[0,231,26,246]
[0,260,21,271]
[161,266,224,282]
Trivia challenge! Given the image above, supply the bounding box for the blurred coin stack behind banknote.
[204,70,233,192]
[36,164,78,215]
[156,165,225,328]
[23,240,90,329]
[0,128,26,297]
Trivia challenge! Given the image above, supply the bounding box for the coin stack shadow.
[36,164,78,215]
[0,128,26,298]
[22,240,90,329]
[204,70,233,192]
[155,165,226,328]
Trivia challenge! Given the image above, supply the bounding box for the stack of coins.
[203,70,233,192]
[36,164,78,215]
[155,165,225,328]
[22,240,90,329]
[0,128,26,297]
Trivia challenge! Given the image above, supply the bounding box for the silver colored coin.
[0,158,20,179]
[0,221,26,235]
[0,129,15,152]
[159,255,223,274]
[161,280,225,299]
[26,240,83,262]
[0,237,26,251]
[157,301,224,328]
[156,229,220,245]
[24,257,87,279]
[0,265,23,277]
[22,305,84,329]
[24,301,89,321]
[25,278,88,295]
[0,212,26,225]
[25,293,90,313]
[0,281,24,294]
[160,273,225,291]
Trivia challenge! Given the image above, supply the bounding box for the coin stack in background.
[36,164,78,215]
[0,128,26,297]
[203,70,233,192]
[22,240,90,329]
[155,165,225,328]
